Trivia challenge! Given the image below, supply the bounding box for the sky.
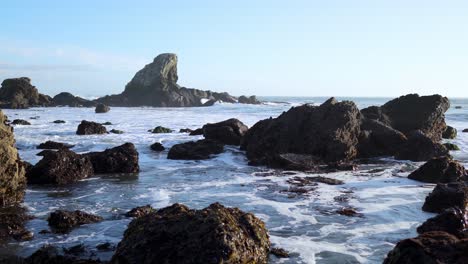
[1,0,468,98]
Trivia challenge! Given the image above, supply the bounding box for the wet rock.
[357,119,407,158]
[53,120,66,124]
[0,111,26,206]
[287,176,344,186]
[109,129,124,134]
[0,206,32,243]
[463,129,468,133]
[422,182,468,213]
[241,98,361,168]
[26,149,94,185]
[11,119,31,125]
[95,103,110,113]
[124,205,155,218]
[443,126,457,139]
[417,207,468,238]
[37,140,75,150]
[383,231,468,264]
[150,126,172,133]
[167,139,224,160]
[96,242,115,251]
[0,77,51,109]
[336,207,362,217]
[48,210,103,233]
[238,95,261,104]
[63,244,86,255]
[36,150,55,156]
[395,130,449,161]
[189,128,203,135]
[179,128,193,133]
[101,121,112,125]
[111,203,270,264]
[150,142,165,151]
[84,143,139,174]
[202,118,248,145]
[444,143,460,151]
[76,120,108,135]
[52,92,96,107]
[25,245,103,264]
[270,247,290,258]
[408,157,467,183]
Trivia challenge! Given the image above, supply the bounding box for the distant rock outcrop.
[96,53,260,107]
[51,92,96,107]
[0,77,51,109]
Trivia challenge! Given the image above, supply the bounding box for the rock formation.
[95,103,110,113]
[37,141,75,150]
[0,77,51,109]
[150,142,165,151]
[51,92,96,107]
[48,210,103,233]
[76,120,108,135]
[84,143,139,173]
[408,157,467,183]
[202,118,248,145]
[167,139,224,160]
[442,125,457,139]
[417,207,468,238]
[422,182,468,213]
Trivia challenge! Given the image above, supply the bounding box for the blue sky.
[1,0,467,97]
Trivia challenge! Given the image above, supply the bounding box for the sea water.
[2,96,468,263]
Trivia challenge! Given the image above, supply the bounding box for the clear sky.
[1,0,467,98]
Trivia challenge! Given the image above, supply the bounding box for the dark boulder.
[0,77,51,109]
[76,120,108,135]
[52,120,66,124]
[408,157,467,183]
[51,92,96,107]
[463,129,468,133]
[179,128,193,133]
[25,246,103,264]
[443,126,457,139]
[167,139,224,160]
[357,118,407,158]
[189,128,203,135]
[241,98,361,168]
[417,207,468,238]
[37,141,75,150]
[0,206,32,243]
[394,130,449,161]
[150,142,165,151]
[150,126,172,133]
[238,95,261,104]
[11,119,31,125]
[202,118,248,145]
[111,203,270,264]
[95,103,110,113]
[48,210,103,233]
[26,149,94,185]
[124,205,155,218]
[109,129,124,134]
[84,143,139,174]
[422,182,468,213]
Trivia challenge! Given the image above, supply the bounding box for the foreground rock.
[95,103,110,113]
[394,130,448,161]
[168,139,224,160]
[51,92,96,107]
[422,182,468,213]
[111,203,270,264]
[37,140,75,150]
[76,120,108,135]
[417,207,468,238]
[202,118,248,145]
[11,119,31,125]
[0,77,51,108]
[0,206,32,243]
[383,231,468,264]
[26,149,94,185]
[442,126,457,139]
[408,157,467,183]
[357,119,407,158]
[95,53,258,107]
[84,143,139,173]
[48,210,103,233]
[0,111,26,206]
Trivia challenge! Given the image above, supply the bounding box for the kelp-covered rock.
[167,139,224,160]
[95,103,110,113]
[76,120,108,135]
[84,143,139,174]
[442,126,457,139]
[383,231,468,264]
[417,207,468,238]
[150,126,172,133]
[0,77,51,109]
[48,210,103,233]
[37,141,75,150]
[422,182,468,213]
[0,110,26,206]
[26,149,94,185]
[51,92,96,107]
[394,130,449,161]
[408,157,467,183]
[202,118,248,145]
[111,203,270,264]
[241,98,361,168]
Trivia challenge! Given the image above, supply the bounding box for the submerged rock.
[0,77,51,109]
[422,182,468,213]
[11,119,31,125]
[417,207,468,238]
[408,157,467,183]
[150,126,172,133]
[84,143,139,174]
[394,130,449,161]
[238,95,261,104]
[179,128,193,133]
[111,203,270,264]
[95,103,110,113]
[76,120,108,135]
[167,139,224,160]
[202,118,248,145]
[52,120,66,124]
[150,142,165,151]
[37,140,75,150]
[442,126,457,139]
[51,92,96,107]
[124,205,155,218]
[109,129,124,134]
[48,210,103,233]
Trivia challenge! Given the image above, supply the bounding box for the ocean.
[2,96,468,263]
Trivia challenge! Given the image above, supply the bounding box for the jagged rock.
[202,118,248,145]
[37,141,75,150]
[361,94,450,141]
[84,143,139,174]
[0,111,26,206]
[95,103,110,113]
[241,98,361,168]
[150,142,165,151]
[53,120,66,124]
[443,126,457,139]
[124,205,155,218]
[0,206,32,243]
[76,120,108,135]
[417,207,468,238]
[150,126,172,133]
[189,128,203,135]
[109,129,124,134]
[408,157,467,183]
[422,182,468,213]
[167,139,224,160]
[11,119,31,125]
[238,95,261,104]
[444,143,460,151]
[51,92,96,107]
[383,231,468,264]
[25,245,103,264]
[111,203,270,264]
[48,210,103,233]
[357,119,407,158]
[0,77,51,109]
[26,149,94,185]
[394,130,449,161]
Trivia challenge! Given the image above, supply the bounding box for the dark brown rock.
[25,245,103,263]
[51,92,96,107]
[37,141,75,150]
[124,205,155,218]
[270,247,290,258]
[357,119,407,158]
[84,143,139,174]
[179,128,193,133]
[408,157,467,183]
[417,207,468,238]
[11,119,31,125]
[52,120,66,124]
[111,203,270,264]
[443,126,457,139]
[0,77,51,109]
[395,130,449,162]
[150,142,165,151]
[238,95,261,104]
[47,210,103,233]
[76,120,108,135]
[202,118,248,145]
[109,129,124,134]
[189,128,203,135]
[422,182,468,213]
[0,206,32,243]
[167,139,224,160]
[95,103,110,113]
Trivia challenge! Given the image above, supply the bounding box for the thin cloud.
[0,63,95,72]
